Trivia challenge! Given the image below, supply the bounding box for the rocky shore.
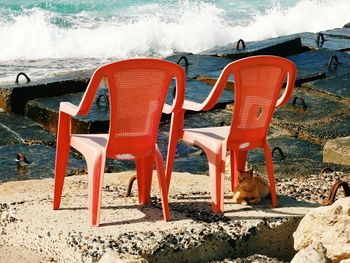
[1,170,347,263]
[1,23,350,262]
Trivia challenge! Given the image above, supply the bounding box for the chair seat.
[183,126,230,153]
[71,134,108,153]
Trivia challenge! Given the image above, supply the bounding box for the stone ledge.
[0,70,92,114]
[323,136,350,166]
[0,172,317,263]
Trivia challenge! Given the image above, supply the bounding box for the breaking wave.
[0,0,349,81]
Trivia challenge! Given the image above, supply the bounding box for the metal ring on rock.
[236,39,246,50]
[176,56,189,66]
[15,72,31,84]
[96,94,110,106]
[328,55,340,67]
[291,95,307,110]
[316,33,325,46]
[272,147,286,161]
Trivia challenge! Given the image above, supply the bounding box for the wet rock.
[201,36,305,59]
[0,112,54,146]
[0,144,86,183]
[303,72,350,99]
[273,89,347,128]
[323,136,350,166]
[164,53,234,79]
[273,88,350,145]
[321,27,350,39]
[288,50,350,80]
[248,135,324,178]
[305,116,350,145]
[290,32,350,51]
[26,80,232,134]
[25,88,110,134]
[0,70,91,114]
[165,79,233,111]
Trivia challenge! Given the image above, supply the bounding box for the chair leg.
[230,150,247,191]
[135,154,154,205]
[53,112,71,210]
[207,146,226,213]
[165,134,177,193]
[263,145,278,208]
[165,111,184,193]
[155,145,170,221]
[87,152,106,227]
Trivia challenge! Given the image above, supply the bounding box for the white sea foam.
[235,0,350,41]
[0,0,349,81]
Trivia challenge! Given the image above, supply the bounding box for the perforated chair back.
[226,56,296,150]
[78,59,185,157]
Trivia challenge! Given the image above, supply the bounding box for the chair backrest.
[226,56,296,150]
[83,58,185,156]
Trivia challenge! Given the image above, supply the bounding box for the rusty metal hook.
[236,39,246,50]
[320,167,334,175]
[291,95,307,110]
[125,175,137,197]
[96,93,110,106]
[316,33,325,46]
[322,179,350,206]
[328,55,340,67]
[272,147,286,161]
[176,56,189,66]
[15,72,31,84]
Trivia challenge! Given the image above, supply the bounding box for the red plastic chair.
[165,55,296,213]
[53,58,185,226]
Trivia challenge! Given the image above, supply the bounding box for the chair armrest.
[182,63,231,112]
[59,102,79,116]
[183,100,205,111]
[276,64,297,108]
[162,103,173,114]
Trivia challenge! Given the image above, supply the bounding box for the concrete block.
[303,72,350,99]
[323,136,350,166]
[0,70,91,114]
[201,36,305,59]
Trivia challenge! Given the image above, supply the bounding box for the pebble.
[276,172,348,204]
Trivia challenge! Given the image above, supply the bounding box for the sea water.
[0,0,349,83]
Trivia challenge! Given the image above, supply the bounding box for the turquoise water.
[0,0,349,82]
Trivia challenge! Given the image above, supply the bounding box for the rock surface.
[293,197,350,262]
[291,243,331,263]
[99,251,147,263]
[323,136,350,166]
[0,171,319,263]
